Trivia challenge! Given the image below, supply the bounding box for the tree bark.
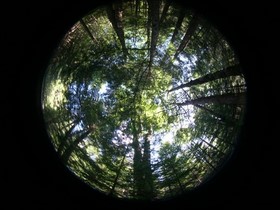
[171,165,184,193]
[173,13,199,59]
[135,0,140,17]
[107,1,128,57]
[142,131,154,198]
[131,118,144,197]
[159,0,171,26]
[168,64,242,92]
[160,7,185,65]
[57,118,80,155]
[170,8,186,44]
[196,146,216,171]
[198,137,226,156]
[80,18,98,43]
[109,145,129,195]
[175,92,246,106]
[147,0,160,71]
[194,104,237,126]
[61,129,91,163]
[195,104,225,121]
[146,0,152,49]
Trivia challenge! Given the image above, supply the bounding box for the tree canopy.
[41,0,246,201]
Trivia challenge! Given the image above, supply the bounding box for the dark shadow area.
[4,0,276,208]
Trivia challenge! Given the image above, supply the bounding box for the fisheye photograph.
[42,0,246,200]
[5,0,275,208]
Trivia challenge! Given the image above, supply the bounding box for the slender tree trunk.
[194,104,237,126]
[80,18,98,43]
[175,92,246,106]
[199,144,225,167]
[109,145,129,195]
[195,104,225,121]
[170,8,186,44]
[106,1,128,57]
[198,137,226,156]
[57,119,80,155]
[131,119,144,198]
[135,0,139,16]
[142,130,154,199]
[147,0,160,71]
[171,165,184,192]
[61,129,91,163]
[196,146,216,171]
[168,64,242,92]
[173,13,199,59]
[211,127,235,147]
[160,7,185,65]
[146,1,152,49]
[159,0,171,26]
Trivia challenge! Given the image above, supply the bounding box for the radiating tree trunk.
[173,13,199,59]
[131,116,154,199]
[198,137,226,156]
[146,1,152,49]
[175,92,246,106]
[131,119,144,198]
[57,118,80,155]
[142,130,154,199]
[196,146,216,171]
[160,7,185,65]
[170,8,186,44]
[195,104,225,121]
[135,0,140,17]
[159,0,171,26]
[61,129,91,163]
[107,1,128,58]
[110,145,129,195]
[80,18,98,43]
[194,104,237,126]
[168,64,242,92]
[147,0,160,71]
[210,127,235,147]
[171,165,184,192]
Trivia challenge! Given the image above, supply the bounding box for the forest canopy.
[41,0,246,200]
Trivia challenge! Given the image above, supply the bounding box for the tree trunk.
[170,8,186,44]
[211,127,235,147]
[142,131,154,199]
[173,13,199,59]
[198,137,226,156]
[168,64,242,92]
[194,104,237,126]
[131,119,144,198]
[196,146,216,171]
[160,8,185,65]
[147,0,160,71]
[135,0,140,17]
[171,165,184,192]
[80,18,98,43]
[195,104,225,121]
[175,92,246,106]
[146,1,152,49]
[106,1,128,58]
[61,129,91,163]
[109,145,129,195]
[57,118,80,155]
[159,0,171,26]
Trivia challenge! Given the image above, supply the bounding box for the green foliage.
[175,127,190,143]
